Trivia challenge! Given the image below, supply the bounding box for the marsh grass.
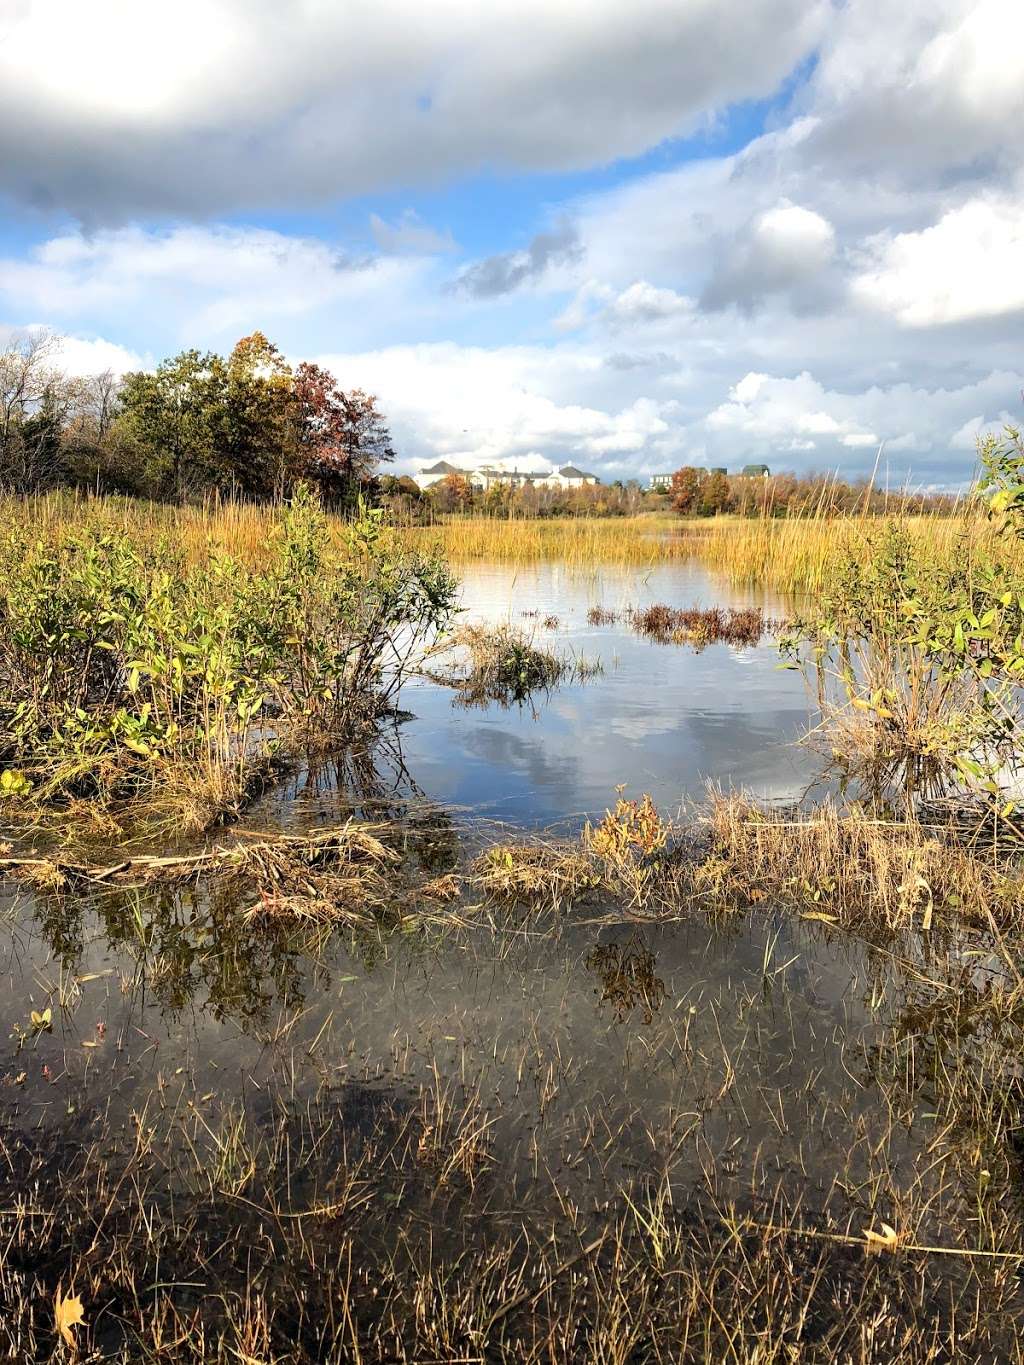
[401,504,1024,594]
[630,602,778,648]
[700,790,1024,932]
[427,623,600,708]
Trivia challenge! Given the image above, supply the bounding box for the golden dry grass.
[5,490,1018,596]
[701,791,1024,931]
[404,506,1020,595]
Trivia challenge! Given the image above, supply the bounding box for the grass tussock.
[430,623,599,707]
[630,602,778,648]
[701,791,1024,931]
[474,794,676,914]
[473,788,1024,934]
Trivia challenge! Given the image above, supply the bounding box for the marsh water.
[2,560,1021,1358]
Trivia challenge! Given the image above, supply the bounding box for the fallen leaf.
[30,1007,52,1031]
[801,911,838,924]
[863,1221,899,1252]
[54,1284,86,1348]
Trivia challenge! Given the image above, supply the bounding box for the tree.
[700,470,733,515]
[0,333,81,491]
[670,466,707,515]
[115,349,230,497]
[224,332,295,497]
[293,368,395,496]
[430,472,473,511]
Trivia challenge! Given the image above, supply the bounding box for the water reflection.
[586,935,666,1024]
[400,559,819,824]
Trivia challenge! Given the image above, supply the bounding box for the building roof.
[559,465,592,478]
[419,460,467,476]
[740,463,770,476]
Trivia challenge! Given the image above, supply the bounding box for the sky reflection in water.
[400,559,816,824]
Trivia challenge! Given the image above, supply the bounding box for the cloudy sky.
[1,0,1021,486]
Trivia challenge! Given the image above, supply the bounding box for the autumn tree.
[430,472,473,511]
[670,466,707,515]
[700,470,733,515]
[224,332,295,497]
[288,365,391,501]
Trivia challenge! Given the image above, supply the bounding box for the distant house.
[649,473,673,491]
[739,463,770,477]
[709,467,727,476]
[414,459,599,492]
[415,460,475,490]
[550,465,598,489]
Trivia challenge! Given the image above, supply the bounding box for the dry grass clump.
[473,840,599,913]
[700,792,1024,930]
[1,821,404,926]
[474,794,677,914]
[430,623,598,707]
[631,603,778,649]
[234,823,399,925]
[587,605,619,626]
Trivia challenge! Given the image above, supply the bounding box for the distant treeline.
[667,466,962,518]
[0,331,394,503]
[389,473,648,520]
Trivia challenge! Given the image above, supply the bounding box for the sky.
[1,0,1022,488]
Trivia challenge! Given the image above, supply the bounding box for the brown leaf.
[54,1284,86,1349]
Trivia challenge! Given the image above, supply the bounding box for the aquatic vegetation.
[0,487,456,836]
[630,602,777,648]
[587,605,619,625]
[472,839,599,912]
[701,790,1024,931]
[429,623,598,708]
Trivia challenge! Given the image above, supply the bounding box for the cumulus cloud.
[698,368,1022,480]
[0,0,827,221]
[800,0,1024,183]
[701,202,836,312]
[312,341,675,474]
[0,325,143,377]
[851,197,1024,326]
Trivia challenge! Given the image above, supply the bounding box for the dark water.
[1,561,1020,1356]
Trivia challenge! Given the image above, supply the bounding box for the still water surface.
[401,559,814,824]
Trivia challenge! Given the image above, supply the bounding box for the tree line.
[668,465,961,518]
[0,331,394,502]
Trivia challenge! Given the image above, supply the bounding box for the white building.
[413,460,599,492]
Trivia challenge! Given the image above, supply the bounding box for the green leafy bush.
[0,486,456,829]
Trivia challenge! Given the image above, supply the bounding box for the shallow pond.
[282,559,820,828]
[0,559,1020,1360]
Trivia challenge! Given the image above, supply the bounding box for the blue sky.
[1,0,1022,487]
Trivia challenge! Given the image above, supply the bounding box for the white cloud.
[313,341,675,474]
[0,0,828,220]
[702,201,836,311]
[802,0,1024,181]
[0,325,143,377]
[851,196,1024,326]
[0,225,438,348]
